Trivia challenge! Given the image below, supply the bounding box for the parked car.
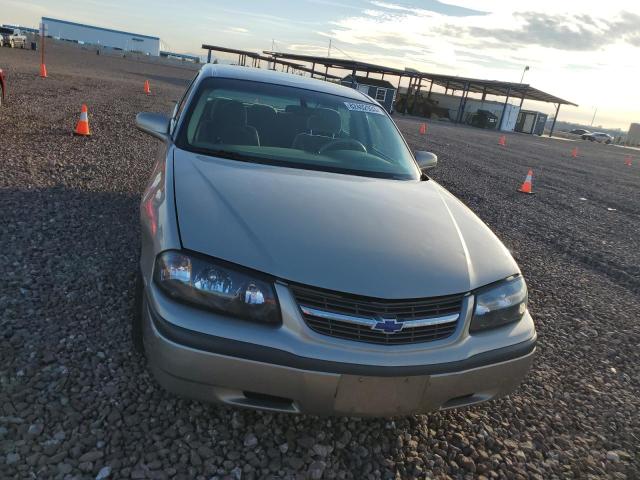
[568,128,591,136]
[133,64,536,416]
[0,68,5,107]
[0,28,27,48]
[467,109,499,129]
[582,132,613,144]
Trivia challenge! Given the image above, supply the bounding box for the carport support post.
[412,77,423,114]
[549,103,561,137]
[403,76,414,114]
[518,88,527,109]
[427,80,433,99]
[207,49,211,63]
[350,68,356,87]
[456,83,468,124]
[499,87,512,131]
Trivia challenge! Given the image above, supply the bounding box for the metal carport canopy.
[419,75,577,106]
[262,51,577,107]
[263,51,406,77]
[201,44,342,80]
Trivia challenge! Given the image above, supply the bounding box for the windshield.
[176,77,419,180]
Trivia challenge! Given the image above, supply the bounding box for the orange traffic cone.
[571,147,578,158]
[39,63,47,78]
[498,135,506,147]
[419,123,427,135]
[144,80,151,95]
[74,104,91,136]
[625,156,632,166]
[518,169,534,194]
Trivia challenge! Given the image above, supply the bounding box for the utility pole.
[591,107,598,126]
[327,39,331,57]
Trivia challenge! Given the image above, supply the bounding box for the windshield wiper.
[194,148,275,165]
[204,149,255,162]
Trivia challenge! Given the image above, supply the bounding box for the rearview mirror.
[136,112,170,141]
[415,151,438,171]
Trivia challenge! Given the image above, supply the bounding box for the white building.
[42,17,160,56]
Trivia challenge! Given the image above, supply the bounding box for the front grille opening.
[291,285,464,346]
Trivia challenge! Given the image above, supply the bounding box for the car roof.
[199,63,372,103]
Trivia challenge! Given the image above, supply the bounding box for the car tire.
[132,269,145,355]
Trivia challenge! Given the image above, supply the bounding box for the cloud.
[371,0,488,17]
[226,27,249,34]
[458,11,640,51]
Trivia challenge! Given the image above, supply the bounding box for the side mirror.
[415,151,438,171]
[136,112,170,141]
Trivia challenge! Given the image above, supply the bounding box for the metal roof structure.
[263,51,577,136]
[263,51,576,106]
[342,75,396,90]
[265,51,406,77]
[201,44,341,80]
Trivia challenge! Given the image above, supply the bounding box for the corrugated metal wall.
[42,18,160,56]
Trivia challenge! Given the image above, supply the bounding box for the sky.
[3,0,639,129]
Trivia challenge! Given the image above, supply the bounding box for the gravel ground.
[1,42,639,480]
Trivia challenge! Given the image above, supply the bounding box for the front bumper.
[142,284,536,416]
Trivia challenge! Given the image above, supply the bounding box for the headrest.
[308,108,341,135]
[248,104,277,119]
[214,99,247,126]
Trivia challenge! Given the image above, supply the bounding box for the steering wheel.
[319,138,367,154]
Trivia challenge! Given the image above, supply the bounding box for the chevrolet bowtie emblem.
[371,318,404,333]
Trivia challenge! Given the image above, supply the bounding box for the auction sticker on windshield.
[344,102,385,115]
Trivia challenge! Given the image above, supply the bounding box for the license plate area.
[334,375,428,416]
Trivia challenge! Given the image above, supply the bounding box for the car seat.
[195,99,260,146]
[292,108,342,153]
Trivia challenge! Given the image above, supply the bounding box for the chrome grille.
[291,285,465,345]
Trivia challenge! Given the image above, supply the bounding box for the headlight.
[153,251,281,324]
[469,276,527,333]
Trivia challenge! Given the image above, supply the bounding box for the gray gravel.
[1,41,639,479]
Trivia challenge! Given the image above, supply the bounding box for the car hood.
[173,149,519,299]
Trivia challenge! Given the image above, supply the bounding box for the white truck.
[0,28,27,48]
